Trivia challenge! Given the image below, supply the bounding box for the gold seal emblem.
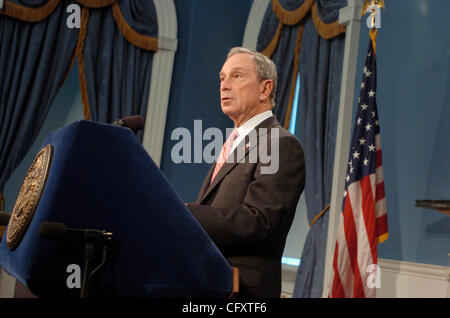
[6,144,53,250]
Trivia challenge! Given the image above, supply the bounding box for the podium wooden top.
[416,200,450,217]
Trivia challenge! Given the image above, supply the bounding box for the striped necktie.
[210,129,239,183]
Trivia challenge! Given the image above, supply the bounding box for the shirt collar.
[235,110,273,136]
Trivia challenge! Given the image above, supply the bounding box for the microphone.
[0,211,10,226]
[112,115,144,133]
[38,221,113,241]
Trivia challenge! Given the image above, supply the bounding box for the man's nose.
[220,78,231,90]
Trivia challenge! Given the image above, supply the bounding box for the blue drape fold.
[83,0,156,140]
[0,0,158,194]
[256,0,346,127]
[117,0,157,38]
[293,14,345,298]
[277,0,308,10]
[6,0,53,6]
[257,17,300,127]
[315,0,345,23]
[257,4,280,52]
[0,1,79,192]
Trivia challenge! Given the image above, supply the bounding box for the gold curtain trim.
[0,192,5,239]
[0,0,158,52]
[111,3,158,51]
[75,7,91,121]
[283,22,304,130]
[260,22,282,58]
[271,0,314,26]
[0,0,61,22]
[311,2,346,40]
[0,0,116,22]
[76,0,116,8]
[0,192,4,211]
[309,203,330,227]
[262,1,347,56]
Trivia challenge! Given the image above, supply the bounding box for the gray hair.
[227,47,277,108]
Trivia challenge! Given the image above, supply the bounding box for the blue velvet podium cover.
[0,120,233,297]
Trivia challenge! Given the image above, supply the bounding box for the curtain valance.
[257,0,346,128]
[0,0,158,201]
[0,0,158,50]
[259,0,346,56]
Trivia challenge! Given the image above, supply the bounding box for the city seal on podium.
[6,144,54,250]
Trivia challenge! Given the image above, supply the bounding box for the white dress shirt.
[230,110,273,154]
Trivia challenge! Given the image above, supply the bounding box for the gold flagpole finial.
[362,0,385,17]
[362,0,385,54]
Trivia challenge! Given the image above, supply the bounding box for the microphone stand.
[80,231,113,299]
[80,242,95,298]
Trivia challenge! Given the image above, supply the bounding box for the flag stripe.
[342,193,366,297]
[360,176,378,262]
[336,216,354,297]
[375,182,385,202]
[375,197,387,217]
[348,180,375,297]
[375,134,382,150]
[376,150,382,167]
[333,213,355,297]
[376,213,389,240]
[331,242,346,297]
[375,166,384,185]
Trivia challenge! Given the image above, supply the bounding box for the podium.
[0,120,234,297]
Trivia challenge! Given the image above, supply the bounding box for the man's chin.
[220,105,236,117]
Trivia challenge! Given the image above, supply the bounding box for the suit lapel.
[196,164,215,203]
[199,115,279,204]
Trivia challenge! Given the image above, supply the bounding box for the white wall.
[282,258,450,298]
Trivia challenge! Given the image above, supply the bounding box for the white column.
[142,0,178,167]
[242,0,270,50]
[0,269,15,298]
[322,0,363,297]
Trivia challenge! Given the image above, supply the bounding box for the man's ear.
[260,79,273,101]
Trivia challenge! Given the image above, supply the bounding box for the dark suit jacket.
[187,115,305,298]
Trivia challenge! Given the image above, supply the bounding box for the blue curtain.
[293,17,345,298]
[83,0,157,140]
[0,0,159,198]
[256,2,301,127]
[256,0,347,297]
[0,0,79,193]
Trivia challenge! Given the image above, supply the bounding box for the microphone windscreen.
[38,221,67,240]
[0,211,10,226]
[121,115,145,132]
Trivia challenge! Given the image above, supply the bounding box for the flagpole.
[369,28,377,55]
[322,0,364,297]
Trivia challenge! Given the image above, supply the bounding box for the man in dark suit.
[186,47,305,298]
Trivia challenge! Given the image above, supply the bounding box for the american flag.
[328,39,388,298]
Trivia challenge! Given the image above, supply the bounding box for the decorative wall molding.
[281,258,450,298]
[0,269,15,298]
[242,0,270,50]
[281,264,298,298]
[142,0,178,167]
[377,258,450,298]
